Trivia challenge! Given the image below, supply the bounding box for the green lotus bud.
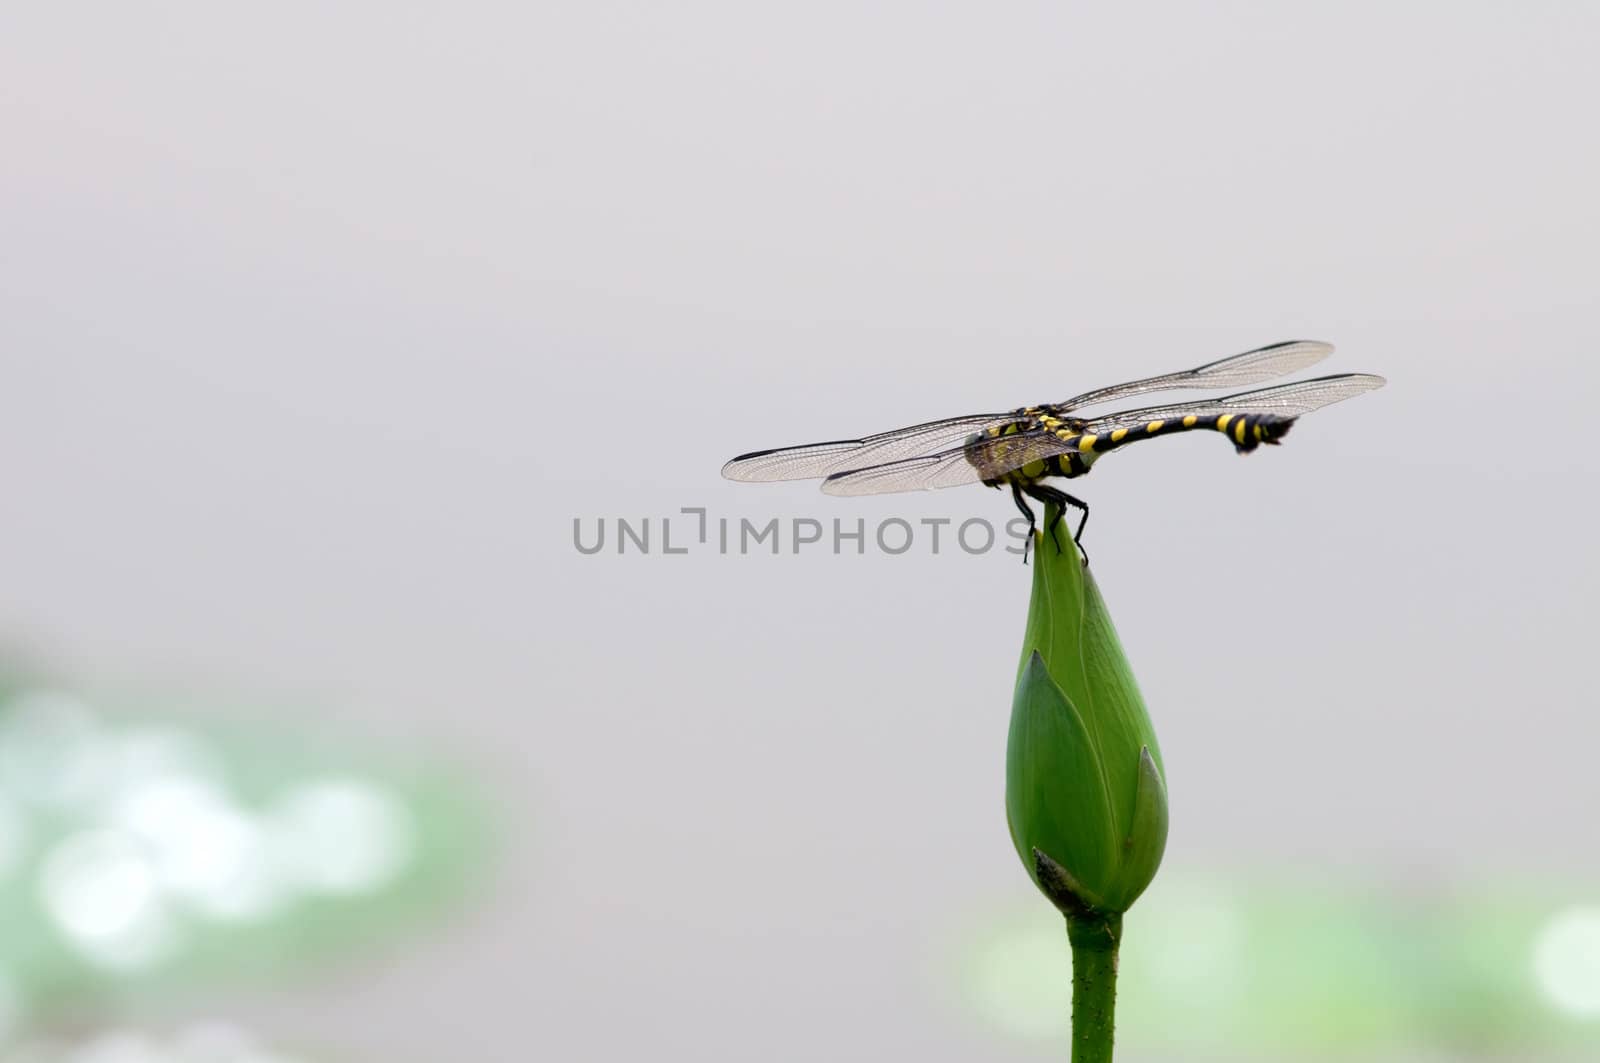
[1005,515,1169,917]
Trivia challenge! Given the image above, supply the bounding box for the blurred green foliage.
[0,675,492,1050]
[958,872,1600,1060]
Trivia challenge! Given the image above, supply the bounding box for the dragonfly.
[720,340,1385,561]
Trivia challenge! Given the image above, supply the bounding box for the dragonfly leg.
[1023,485,1091,566]
[1010,483,1037,564]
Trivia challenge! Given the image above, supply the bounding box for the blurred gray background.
[2,3,1596,1060]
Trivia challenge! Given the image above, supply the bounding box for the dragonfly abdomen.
[1060,411,1296,460]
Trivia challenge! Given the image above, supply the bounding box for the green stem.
[1066,911,1122,1063]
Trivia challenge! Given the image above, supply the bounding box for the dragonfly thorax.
[963,417,1094,487]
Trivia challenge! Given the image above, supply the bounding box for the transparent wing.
[821,430,1078,496]
[721,412,1020,482]
[816,372,1386,495]
[727,340,1358,483]
[1081,373,1386,433]
[1057,340,1334,412]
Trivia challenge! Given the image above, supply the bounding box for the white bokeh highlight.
[10,1021,310,1063]
[269,779,414,896]
[1533,904,1600,1019]
[0,691,107,809]
[38,830,178,972]
[109,777,284,922]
